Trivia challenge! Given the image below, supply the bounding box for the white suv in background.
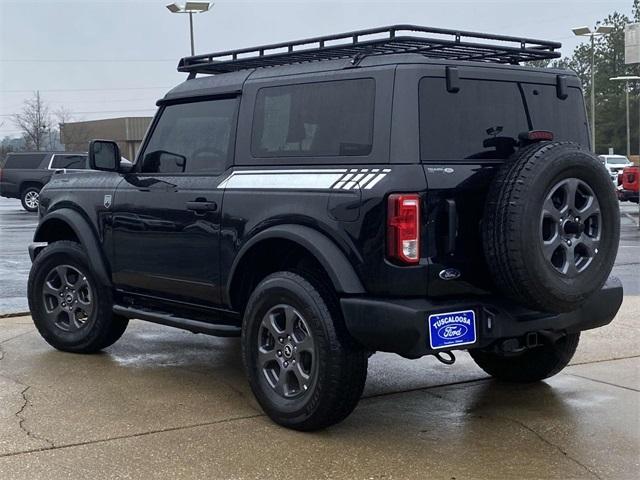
[599,154,633,183]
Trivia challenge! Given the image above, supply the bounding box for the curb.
[0,311,30,319]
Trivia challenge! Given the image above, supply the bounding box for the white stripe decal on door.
[218,168,391,190]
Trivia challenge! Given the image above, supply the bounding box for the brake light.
[527,130,554,141]
[519,130,554,143]
[387,194,421,264]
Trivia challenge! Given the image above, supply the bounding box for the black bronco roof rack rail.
[177,24,561,75]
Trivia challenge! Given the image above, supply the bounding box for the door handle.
[186,200,217,213]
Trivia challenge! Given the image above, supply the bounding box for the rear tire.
[469,333,580,382]
[21,186,41,212]
[28,241,128,353]
[241,271,368,431]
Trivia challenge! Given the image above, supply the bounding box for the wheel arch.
[19,181,44,195]
[32,209,112,287]
[226,225,364,312]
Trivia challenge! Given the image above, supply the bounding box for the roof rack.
[177,24,561,75]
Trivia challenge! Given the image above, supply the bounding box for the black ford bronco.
[27,26,623,431]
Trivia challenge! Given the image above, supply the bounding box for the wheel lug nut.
[566,240,572,246]
[278,337,284,343]
[61,302,66,306]
[277,350,282,357]
[283,361,289,367]
[287,335,291,341]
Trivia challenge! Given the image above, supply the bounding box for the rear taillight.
[387,194,421,264]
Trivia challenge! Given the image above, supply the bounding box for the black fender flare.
[32,209,112,287]
[226,224,365,303]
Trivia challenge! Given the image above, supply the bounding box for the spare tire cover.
[482,141,619,313]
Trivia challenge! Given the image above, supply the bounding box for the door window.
[140,98,238,174]
[51,154,87,169]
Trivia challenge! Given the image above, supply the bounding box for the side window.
[51,155,87,169]
[419,78,529,161]
[4,154,47,169]
[140,98,238,174]
[251,78,375,157]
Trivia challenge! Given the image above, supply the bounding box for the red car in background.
[618,165,639,203]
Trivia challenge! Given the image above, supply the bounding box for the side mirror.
[89,140,120,172]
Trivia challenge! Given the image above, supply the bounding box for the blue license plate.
[428,310,476,350]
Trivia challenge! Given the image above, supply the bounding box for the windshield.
[606,156,630,165]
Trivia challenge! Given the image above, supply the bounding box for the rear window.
[251,78,375,157]
[419,78,588,161]
[51,154,87,169]
[521,84,589,146]
[3,153,47,169]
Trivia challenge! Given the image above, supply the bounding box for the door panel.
[111,97,238,308]
[111,174,222,305]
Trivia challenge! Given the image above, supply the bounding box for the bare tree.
[13,91,51,151]
[54,106,74,126]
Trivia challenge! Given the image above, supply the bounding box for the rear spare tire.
[483,142,619,313]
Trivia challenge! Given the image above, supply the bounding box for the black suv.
[0,151,89,211]
[27,26,622,431]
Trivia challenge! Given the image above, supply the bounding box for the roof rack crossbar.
[177,25,561,75]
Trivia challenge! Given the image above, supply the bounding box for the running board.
[113,305,241,337]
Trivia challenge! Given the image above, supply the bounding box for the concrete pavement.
[0,296,638,479]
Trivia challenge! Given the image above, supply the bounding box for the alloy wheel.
[258,304,316,398]
[24,190,39,209]
[540,178,601,277]
[41,265,94,332]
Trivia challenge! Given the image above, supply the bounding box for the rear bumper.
[341,276,623,358]
[618,189,639,201]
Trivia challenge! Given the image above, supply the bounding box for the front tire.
[21,186,41,212]
[469,333,580,382]
[28,241,128,353]
[241,271,368,431]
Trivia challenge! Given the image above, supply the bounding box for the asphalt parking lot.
[0,196,639,479]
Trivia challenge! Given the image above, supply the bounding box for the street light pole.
[573,25,614,153]
[610,76,640,157]
[609,76,640,230]
[591,33,595,150]
[189,11,195,55]
[166,2,212,56]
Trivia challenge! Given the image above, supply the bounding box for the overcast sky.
[0,0,634,138]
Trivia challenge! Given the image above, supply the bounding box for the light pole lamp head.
[166,2,212,13]
[595,25,614,35]
[572,26,592,36]
[185,2,211,13]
